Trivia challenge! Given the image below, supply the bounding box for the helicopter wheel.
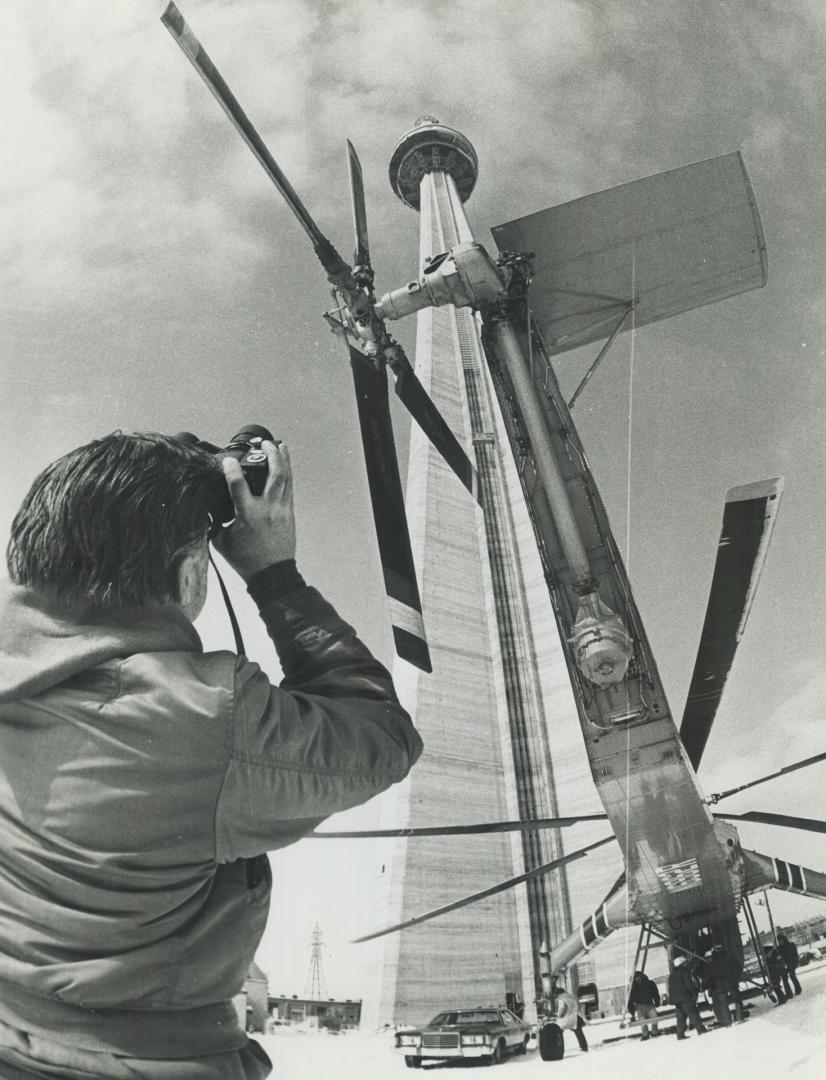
[538,1022,565,1061]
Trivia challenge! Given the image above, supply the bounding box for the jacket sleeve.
[214,562,423,861]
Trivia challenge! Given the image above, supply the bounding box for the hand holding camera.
[212,439,296,580]
[174,427,297,581]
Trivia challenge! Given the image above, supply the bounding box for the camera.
[174,425,273,527]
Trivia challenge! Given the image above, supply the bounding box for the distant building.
[232,962,270,1032]
[269,994,362,1030]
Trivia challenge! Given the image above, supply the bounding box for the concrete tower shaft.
[366,123,576,1027]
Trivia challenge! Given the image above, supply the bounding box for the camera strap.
[208,552,247,657]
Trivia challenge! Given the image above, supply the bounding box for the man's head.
[6,432,223,616]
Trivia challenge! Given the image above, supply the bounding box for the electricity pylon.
[303,923,328,1001]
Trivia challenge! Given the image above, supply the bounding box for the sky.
[2,0,826,1003]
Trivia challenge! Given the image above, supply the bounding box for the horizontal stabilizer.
[742,848,826,901]
[680,478,783,769]
[491,152,766,355]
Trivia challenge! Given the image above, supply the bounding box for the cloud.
[701,659,826,799]
[3,1,825,317]
[0,2,305,308]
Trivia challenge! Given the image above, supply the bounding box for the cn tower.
[365,119,580,1026]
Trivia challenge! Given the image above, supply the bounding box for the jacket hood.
[0,578,202,703]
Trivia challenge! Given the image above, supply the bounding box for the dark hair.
[6,432,223,607]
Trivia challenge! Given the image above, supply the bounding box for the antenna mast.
[303,923,329,1001]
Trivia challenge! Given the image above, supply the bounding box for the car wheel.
[404,1055,422,1068]
[538,1022,565,1061]
[515,1034,529,1055]
[491,1038,506,1064]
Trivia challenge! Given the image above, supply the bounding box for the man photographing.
[0,432,422,1079]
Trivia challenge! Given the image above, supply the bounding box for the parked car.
[395,1006,531,1067]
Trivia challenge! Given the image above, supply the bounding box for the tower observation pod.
[365,118,601,1029]
[389,116,479,211]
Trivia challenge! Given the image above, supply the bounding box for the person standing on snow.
[550,983,589,1052]
[668,954,707,1039]
[705,944,745,1025]
[776,934,802,997]
[627,970,661,1039]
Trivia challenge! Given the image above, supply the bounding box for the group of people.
[548,928,804,1055]
[634,933,803,1043]
[630,952,724,1042]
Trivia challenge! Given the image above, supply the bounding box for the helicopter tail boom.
[742,848,826,902]
[542,883,631,978]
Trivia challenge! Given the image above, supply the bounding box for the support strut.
[568,304,635,410]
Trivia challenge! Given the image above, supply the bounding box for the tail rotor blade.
[715,811,826,835]
[680,478,784,769]
[350,346,431,672]
[352,835,615,943]
[161,3,348,279]
[391,353,480,503]
[710,750,826,803]
[346,140,370,269]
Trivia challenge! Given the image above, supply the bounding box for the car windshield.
[429,1011,500,1026]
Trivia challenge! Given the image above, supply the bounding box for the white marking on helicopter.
[656,858,702,893]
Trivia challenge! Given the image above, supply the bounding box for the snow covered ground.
[257,960,826,1080]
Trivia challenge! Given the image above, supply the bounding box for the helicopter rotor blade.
[715,811,826,835]
[679,478,784,769]
[344,139,478,503]
[161,3,349,281]
[346,140,371,269]
[311,812,609,839]
[389,350,480,504]
[709,750,826,803]
[350,345,431,672]
[352,835,615,943]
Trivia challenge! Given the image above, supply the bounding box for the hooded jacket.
[667,960,698,1005]
[627,972,660,1011]
[0,563,422,1058]
[705,947,741,993]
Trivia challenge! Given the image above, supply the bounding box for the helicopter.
[162,1,826,1027]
